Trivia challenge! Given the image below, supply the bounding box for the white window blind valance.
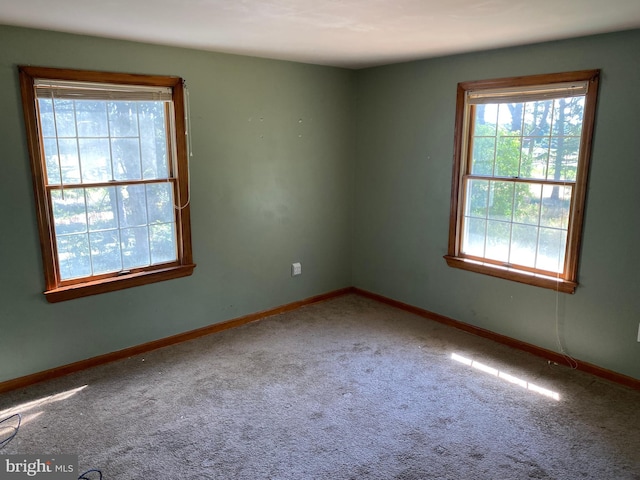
[467,81,589,105]
[34,79,173,101]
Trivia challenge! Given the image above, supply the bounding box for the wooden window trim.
[19,66,195,302]
[445,70,600,294]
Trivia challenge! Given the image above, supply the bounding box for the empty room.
[0,1,639,478]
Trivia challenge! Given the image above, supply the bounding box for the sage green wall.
[2,24,639,385]
[0,26,355,382]
[353,30,640,380]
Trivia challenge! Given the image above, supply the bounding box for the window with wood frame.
[445,70,599,293]
[19,66,195,303]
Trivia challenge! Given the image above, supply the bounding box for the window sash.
[46,180,179,284]
[37,98,176,188]
[459,176,572,276]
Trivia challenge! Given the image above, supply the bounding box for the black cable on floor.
[78,469,102,480]
[0,413,21,448]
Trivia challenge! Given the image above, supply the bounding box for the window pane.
[495,136,521,177]
[536,227,566,273]
[552,97,585,137]
[488,181,514,222]
[139,102,168,180]
[150,223,177,264]
[57,233,91,280]
[513,183,542,226]
[90,230,122,274]
[540,185,571,229]
[475,104,497,133]
[38,98,56,137]
[53,99,76,137]
[498,103,522,135]
[147,183,175,224]
[548,136,580,182]
[466,179,489,218]
[43,138,62,185]
[86,187,118,232]
[51,189,87,235]
[485,220,511,263]
[44,138,82,185]
[520,137,549,180]
[79,138,112,182]
[510,224,538,268]
[117,185,148,227]
[121,226,151,269]
[60,139,82,184]
[112,138,142,181]
[523,100,553,136]
[76,100,108,137]
[462,217,486,257]
[471,137,495,175]
[109,101,138,137]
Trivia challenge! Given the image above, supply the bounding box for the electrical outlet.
[291,262,302,276]
[637,323,640,343]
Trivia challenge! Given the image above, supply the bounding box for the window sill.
[444,256,576,294]
[44,264,196,303]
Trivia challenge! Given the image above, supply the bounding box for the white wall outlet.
[637,323,640,343]
[291,262,302,276]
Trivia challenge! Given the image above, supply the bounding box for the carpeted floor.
[1,294,639,479]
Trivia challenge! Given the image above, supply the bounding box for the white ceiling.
[1,0,639,69]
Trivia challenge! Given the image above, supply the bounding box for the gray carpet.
[1,294,639,479]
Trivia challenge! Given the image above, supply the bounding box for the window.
[445,70,599,293]
[19,66,195,302]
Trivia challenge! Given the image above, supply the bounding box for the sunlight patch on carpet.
[451,353,559,400]
[0,385,88,419]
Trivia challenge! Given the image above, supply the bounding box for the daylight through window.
[445,71,599,293]
[20,67,195,302]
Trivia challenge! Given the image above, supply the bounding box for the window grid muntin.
[105,99,115,183]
